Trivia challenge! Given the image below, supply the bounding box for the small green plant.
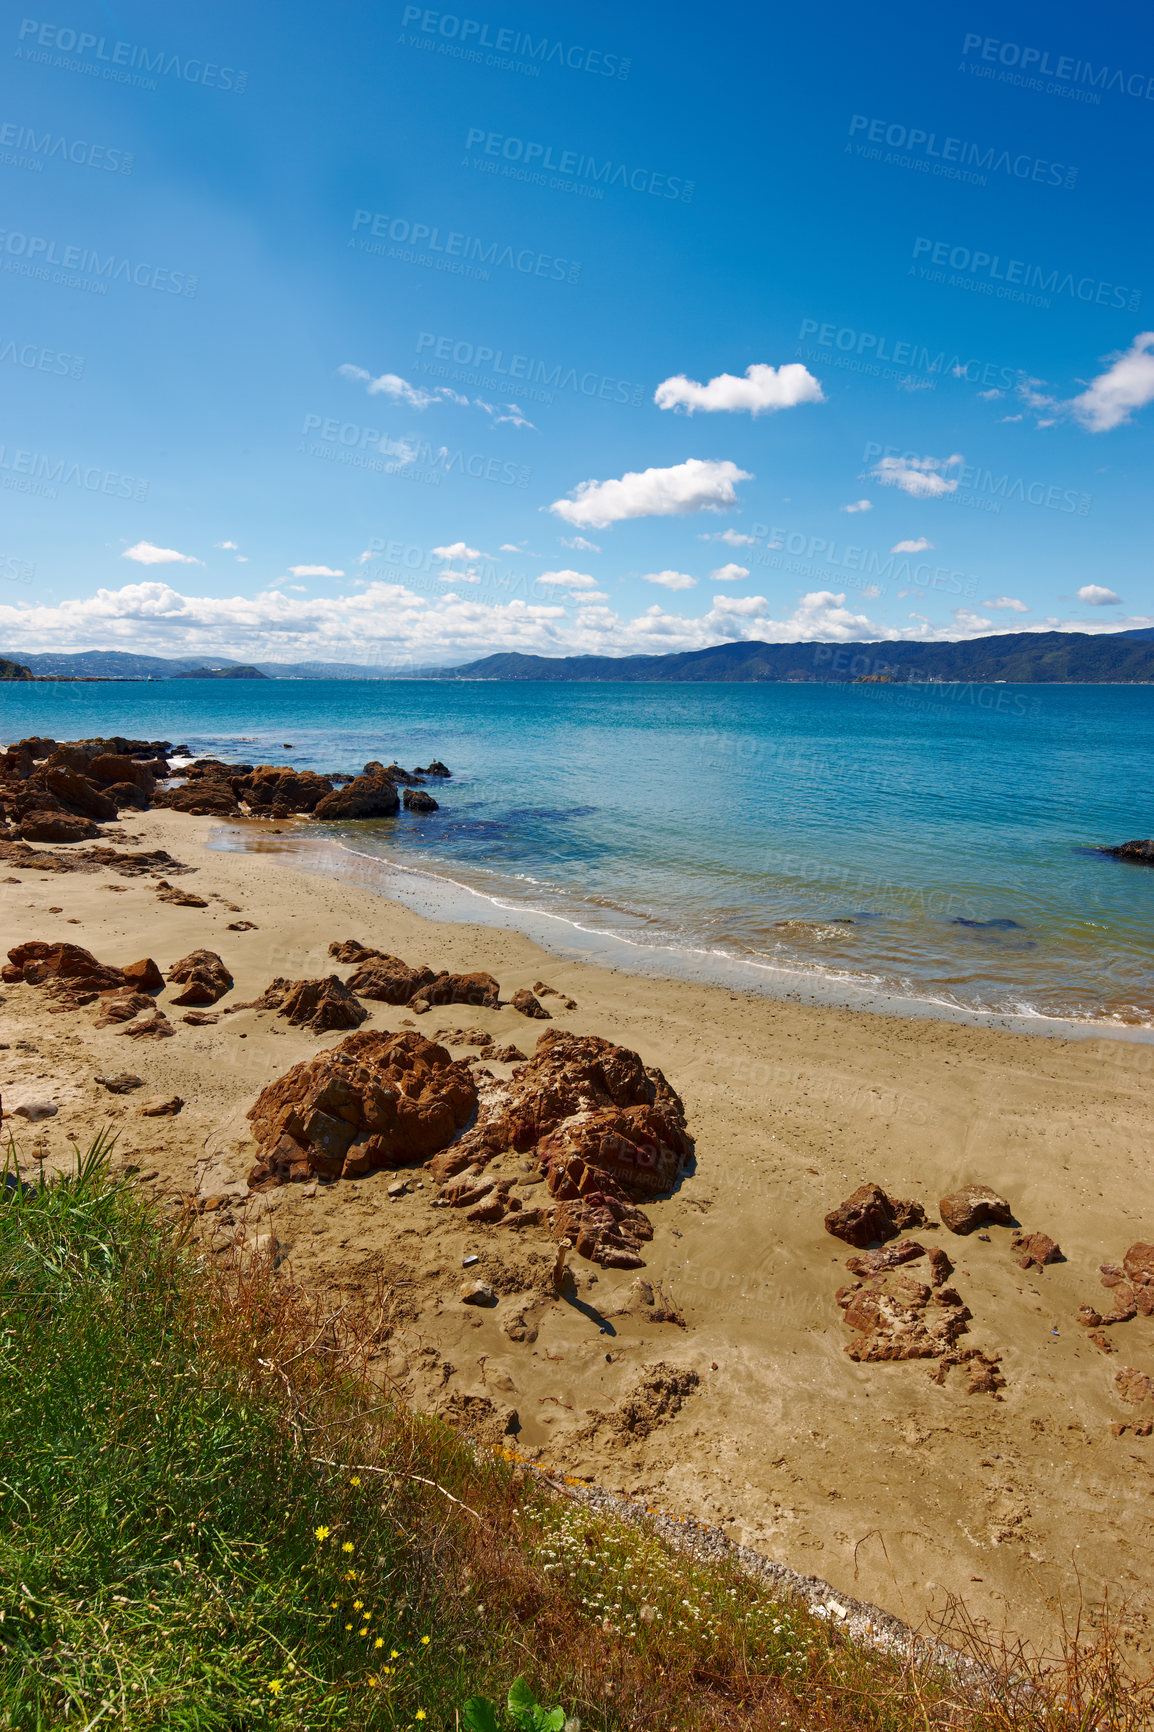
[463,1677,568,1732]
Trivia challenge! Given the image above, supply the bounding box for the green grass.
[0,1140,1150,1731]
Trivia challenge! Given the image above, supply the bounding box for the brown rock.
[1123,1243,1154,1286]
[155,880,209,908]
[1100,1287,1138,1325]
[845,1238,926,1277]
[491,1044,527,1063]
[328,938,377,964]
[246,1028,477,1185]
[41,766,117,822]
[140,1095,183,1116]
[510,987,551,1020]
[927,1246,953,1287]
[95,1071,143,1093]
[116,1009,174,1040]
[10,940,126,1001]
[168,949,233,1006]
[347,954,436,1004]
[243,974,367,1034]
[1115,1367,1154,1406]
[539,1103,691,1204]
[824,1183,928,1248]
[182,1010,219,1026]
[1089,1331,1117,1354]
[1076,1304,1103,1328]
[94,992,157,1028]
[1011,1230,1062,1270]
[227,920,258,931]
[938,1184,1013,1235]
[88,752,155,793]
[408,970,500,1011]
[402,788,439,812]
[312,773,400,820]
[121,957,165,993]
[19,811,100,844]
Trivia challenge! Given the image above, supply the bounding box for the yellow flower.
[391,1650,400,1660]
[420,1635,430,1646]
[341,1541,354,1554]
[268,1680,283,1697]
[416,1713,427,1722]
[350,1475,361,1486]
[360,1628,369,1637]
[330,1600,339,1609]
[345,1623,353,1631]
[353,1600,364,1611]
[314,1526,330,1542]
[375,1638,385,1650]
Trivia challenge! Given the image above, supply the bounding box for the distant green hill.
[440,630,1154,685]
[0,657,33,681]
[169,665,270,680]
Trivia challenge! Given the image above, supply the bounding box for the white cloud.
[891,538,934,553]
[437,569,482,585]
[288,564,344,578]
[3,579,1149,666]
[654,362,824,416]
[983,596,1029,612]
[869,453,962,498]
[1077,584,1121,605]
[340,364,535,429]
[549,457,752,528]
[953,608,993,631]
[432,542,482,562]
[977,388,1004,401]
[500,542,525,552]
[286,584,307,593]
[122,542,203,567]
[560,535,601,552]
[701,527,757,546]
[536,569,600,591]
[710,563,749,583]
[214,540,239,550]
[841,499,872,514]
[640,570,697,591]
[1069,332,1154,432]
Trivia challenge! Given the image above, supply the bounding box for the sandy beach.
[3,803,1154,1660]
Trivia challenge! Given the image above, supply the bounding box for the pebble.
[462,1253,479,1267]
[387,1180,407,1198]
[461,1279,496,1306]
[95,1073,144,1094]
[9,1099,58,1121]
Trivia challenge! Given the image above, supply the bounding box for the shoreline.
[213,821,1154,1046]
[3,803,1154,1659]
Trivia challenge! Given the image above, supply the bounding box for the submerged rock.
[1098,840,1154,865]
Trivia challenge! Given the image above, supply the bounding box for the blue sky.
[1,0,1152,666]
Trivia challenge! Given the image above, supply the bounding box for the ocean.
[3,677,1154,1031]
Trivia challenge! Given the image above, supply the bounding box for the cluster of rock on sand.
[0,732,451,843]
[824,1180,1154,1425]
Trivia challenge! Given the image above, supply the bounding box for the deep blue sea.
[4,678,1154,1030]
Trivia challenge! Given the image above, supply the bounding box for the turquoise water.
[3,678,1154,1028]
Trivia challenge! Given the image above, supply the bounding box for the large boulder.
[313,773,400,820]
[19,811,100,844]
[240,766,334,817]
[1099,840,1154,865]
[40,766,117,822]
[241,974,367,1034]
[88,753,155,795]
[346,954,437,1004]
[409,970,500,1012]
[5,940,127,1005]
[824,1183,928,1248]
[938,1184,1013,1235]
[246,1029,477,1184]
[168,949,233,1006]
[403,788,439,812]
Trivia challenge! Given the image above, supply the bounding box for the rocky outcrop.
[938,1185,1013,1235]
[3,940,161,1009]
[168,949,233,1006]
[94,991,158,1028]
[409,971,501,1012]
[246,1029,477,1185]
[236,974,368,1034]
[838,1271,973,1364]
[312,772,400,820]
[19,811,101,843]
[425,1029,691,1268]
[824,1183,929,1248]
[1011,1230,1062,1270]
[346,953,437,1005]
[402,788,439,812]
[416,760,451,777]
[1098,840,1154,865]
[510,988,551,1019]
[155,880,208,908]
